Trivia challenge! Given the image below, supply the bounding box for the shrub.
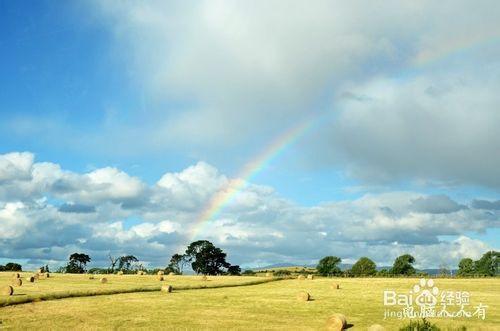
[242,270,256,276]
[399,319,440,331]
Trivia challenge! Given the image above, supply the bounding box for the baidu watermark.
[383,278,488,320]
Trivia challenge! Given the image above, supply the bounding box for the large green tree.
[391,254,416,275]
[118,255,138,272]
[474,251,499,276]
[65,253,91,273]
[351,257,377,276]
[317,256,342,276]
[166,253,187,274]
[184,240,231,275]
[457,258,475,276]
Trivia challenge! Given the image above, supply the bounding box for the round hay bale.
[297,275,305,280]
[367,324,385,331]
[26,276,35,283]
[100,277,108,284]
[12,272,20,279]
[38,268,43,274]
[33,273,39,280]
[296,291,310,301]
[325,313,347,331]
[38,273,46,279]
[158,276,164,281]
[331,283,340,290]
[157,270,164,276]
[12,278,22,287]
[1,285,14,296]
[265,272,272,277]
[89,275,95,280]
[307,274,314,280]
[161,285,172,293]
[117,270,124,275]
[168,272,175,276]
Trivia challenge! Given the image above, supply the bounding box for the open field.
[0,272,272,307]
[0,274,498,330]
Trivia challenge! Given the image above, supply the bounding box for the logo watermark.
[383,278,488,320]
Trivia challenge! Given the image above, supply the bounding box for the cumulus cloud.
[0,152,33,183]
[0,152,497,269]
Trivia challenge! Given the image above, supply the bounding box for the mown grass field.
[0,272,498,330]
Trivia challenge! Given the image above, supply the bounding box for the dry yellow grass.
[0,274,498,330]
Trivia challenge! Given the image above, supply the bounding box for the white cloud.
[0,152,33,182]
[0,152,498,269]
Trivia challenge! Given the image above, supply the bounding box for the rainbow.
[187,33,500,242]
[412,33,500,67]
[190,117,316,240]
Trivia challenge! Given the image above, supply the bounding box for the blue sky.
[0,1,499,270]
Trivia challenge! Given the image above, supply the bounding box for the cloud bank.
[83,0,500,188]
[1,152,497,269]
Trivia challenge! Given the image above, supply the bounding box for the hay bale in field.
[168,272,175,276]
[297,275,305,280]
[45,273,50,278]
[158,276,164,281]
[1,285,14,296]
[100,277,108,284]
[331,283,340,290]
[201,275,207,281]
[325,313,347,331]
[265,272,272,277]
[38,273,46,279]
[26,276,35,283]
[307,274,314,280]
[157,270,164,276]
[12,278,22,287]
[161,285,172,293]
[137,270,146,275]
[33,273,39,280]
[296,291,310,301]
[38,268,43,274]
[117,270,124,275]
[89,275,95,280]
[12,272,20,279]
[367,324,385,331]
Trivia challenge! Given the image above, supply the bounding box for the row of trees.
[10,245,497,277]
[63,253,145,274]
[0,262,22,272]
[457,251,499,276]
[316,251,499,277]
[60,240,240,275]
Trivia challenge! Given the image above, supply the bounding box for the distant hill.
[250,263,354,271]
[248,264,456,275]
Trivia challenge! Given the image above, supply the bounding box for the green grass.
[0,274,498,330]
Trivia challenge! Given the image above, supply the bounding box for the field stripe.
[0,277,283,308]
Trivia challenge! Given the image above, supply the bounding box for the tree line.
[52,240,241,276]
[315,251,499,277]
[2,244,497,278]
